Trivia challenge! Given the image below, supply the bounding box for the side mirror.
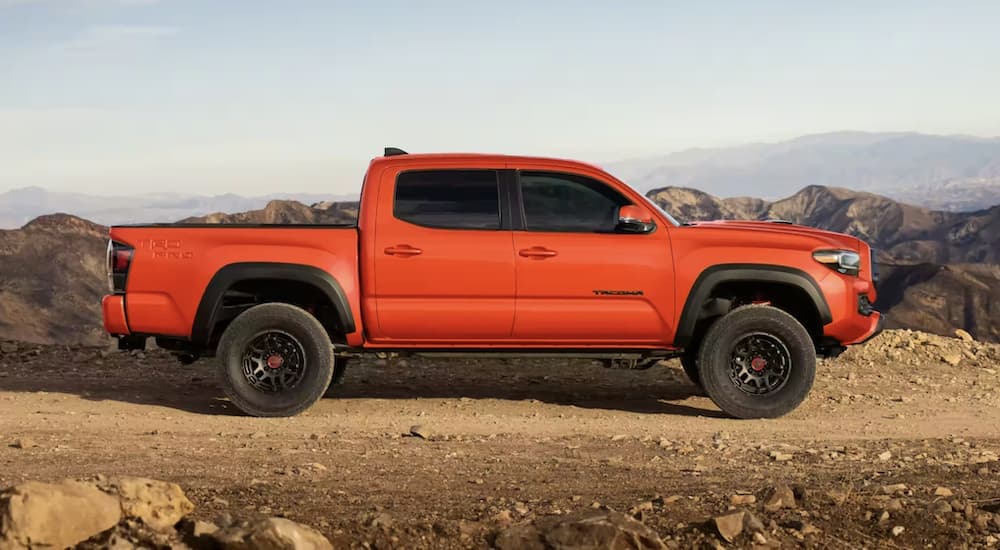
[616,205,656,234]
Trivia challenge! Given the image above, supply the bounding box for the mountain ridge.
[608,131,1000,211]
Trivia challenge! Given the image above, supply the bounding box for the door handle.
[384,244,423,257]
[519,247,558,259]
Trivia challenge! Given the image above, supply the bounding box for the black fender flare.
[191,262,355,347]
[673,264,832,348]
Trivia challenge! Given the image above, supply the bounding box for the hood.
[683,219,862,251]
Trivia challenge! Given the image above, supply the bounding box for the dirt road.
[1,331,999,548]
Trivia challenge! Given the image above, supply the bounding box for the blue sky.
[1,0,998,195]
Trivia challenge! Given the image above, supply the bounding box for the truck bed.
[109,224,361,342]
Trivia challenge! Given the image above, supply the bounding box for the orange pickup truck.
[103,148,882,418]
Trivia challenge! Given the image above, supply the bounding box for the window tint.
[394,170,501,229]
[519,172,629,232]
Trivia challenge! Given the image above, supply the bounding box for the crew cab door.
[370,168,516,342]
[511,170,674,344]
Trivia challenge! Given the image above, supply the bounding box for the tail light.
[107,240,134,293]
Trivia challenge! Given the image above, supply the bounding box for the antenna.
[384,147,408,157]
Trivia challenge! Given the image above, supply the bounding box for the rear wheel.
[217,303,334,417]
[698,305,815,419]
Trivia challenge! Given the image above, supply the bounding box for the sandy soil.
[1,332,999,548]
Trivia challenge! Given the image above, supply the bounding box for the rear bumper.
[102,295,130,335]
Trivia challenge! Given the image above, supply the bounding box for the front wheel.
[217,303,335,417]
[698,305,815,419]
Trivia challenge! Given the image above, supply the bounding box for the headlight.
[813,250,861,276]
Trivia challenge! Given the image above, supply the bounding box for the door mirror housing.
[616,205,656,233]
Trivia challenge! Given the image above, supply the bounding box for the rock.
[891,525,905,537]
[825,489,849,505]
[409,425,431,439]
[800,523,821,536]
[934,487,954,497]
[955,329,974,342]
[494,524,546,550]
[10,438,36,450]
[0,480,122,549]
[102,477,195,531]
[730,494,756,505]
[742,511,765,534]
[763,485,796,512]
[878,451,892,461]
[941,353,963,366]
[212,517,333,550]
[0,342,18,354]
[881,483,908,495]
[493,509,514,526]
[496,512,666,550]
[769,451,794,461]
[713,511,745,542]
[930,500,953,515]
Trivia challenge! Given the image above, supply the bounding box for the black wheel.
[217,303,335,417]
[698,305,815,419]
[680,353,702,388]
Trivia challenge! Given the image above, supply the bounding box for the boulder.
[212,518,333,550]
[0,480,121,549]
[101,477,194,531]
[764,484,797,512]
[713,511,745,542]
[495,512,666,550]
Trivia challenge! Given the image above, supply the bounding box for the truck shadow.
[2,357,724,418]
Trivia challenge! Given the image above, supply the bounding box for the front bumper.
[842,310,883,345]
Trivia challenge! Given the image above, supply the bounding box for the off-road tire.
[698,305,815,419]
[680,353,702,388]
[217,303,335,417]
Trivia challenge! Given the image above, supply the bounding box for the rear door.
[371,168,516,342]
[511,170,674,344]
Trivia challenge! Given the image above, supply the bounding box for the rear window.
[394,170,501,230]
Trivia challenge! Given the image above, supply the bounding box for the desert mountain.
[181,200,358,225]
[646,185,1000,341]
[649,185,999,265]
[0,214,110,345]
[0,187,356,229]
[610,131,1000,211]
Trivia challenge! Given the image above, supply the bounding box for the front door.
[372,168,516,342]
[512,170,674,344]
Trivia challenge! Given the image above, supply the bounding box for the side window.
[394,170,501,230]
[519,171,629,232]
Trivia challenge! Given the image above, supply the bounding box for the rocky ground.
[1,330,999,548]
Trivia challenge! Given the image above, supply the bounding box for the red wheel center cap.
[266,355,284,369]
[750,357,767,372]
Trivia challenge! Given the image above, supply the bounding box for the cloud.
[0,0,161,7]
[55,24,177,51]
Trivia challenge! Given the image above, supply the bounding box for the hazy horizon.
[3,1,1000,195]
